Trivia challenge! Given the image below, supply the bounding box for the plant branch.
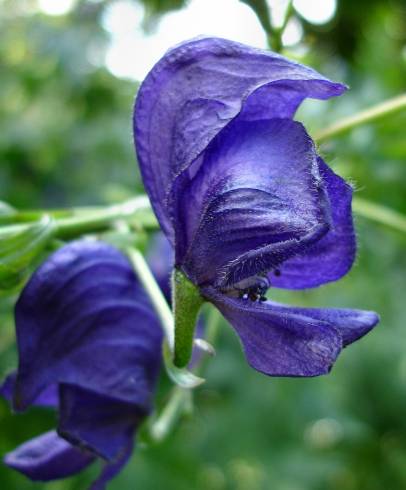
[0,196,158,239]
[353,197,406,234]
[240,0,293,52]
[315,93,406,143]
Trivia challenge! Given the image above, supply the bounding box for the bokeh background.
[1,0,406,489]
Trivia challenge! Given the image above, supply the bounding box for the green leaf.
[172,268,205,368]
[0,216,55,290]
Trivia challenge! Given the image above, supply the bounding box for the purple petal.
[1,372,57,408]
[89,442,133,490]
[1,372,17,404]
[58,383,141,461]
[264,302,379,346]
[133,36,346,241]
[177,118,330,286]
[205,288,379,377]
[4,430,94,481]
[13,240,162,421]
[148,233,174,300]
[89,443,133,490]
[204,287,342,377]
[271,158,356,289]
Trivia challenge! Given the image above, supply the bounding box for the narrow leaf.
[0,216,55,290]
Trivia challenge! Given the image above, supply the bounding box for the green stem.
[0,207,98,225]
[55,197,158,237]
[240,0,293,53]
[279,0,294,33]
[172,268,204,368]
[240,0,273,48]
[127,248,204,389]
[127,247,174,348]
[315,93,406,143]
[0,197,158,239]
[149,387,191,442]
[150,305,222,442]
[353,197,406,234]
[272,0,294,52]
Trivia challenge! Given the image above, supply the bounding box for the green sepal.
[172,268,204,368]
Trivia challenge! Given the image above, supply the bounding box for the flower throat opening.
[222,272,279,302]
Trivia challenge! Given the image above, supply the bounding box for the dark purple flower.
[148,232,174,300]
[1,239,163,489]
[133,37,379,376]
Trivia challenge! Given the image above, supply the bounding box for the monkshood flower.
[1,240,163,489]
[133,37,379,375]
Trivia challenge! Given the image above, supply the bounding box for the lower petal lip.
[201,285,379,378]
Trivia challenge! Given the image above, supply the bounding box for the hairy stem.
[172,268,204,368]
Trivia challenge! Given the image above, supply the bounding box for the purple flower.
[1,240,163,489]
[148,232,174,300]
[133,37,379,376]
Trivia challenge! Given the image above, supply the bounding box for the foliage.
[0,0,405,489]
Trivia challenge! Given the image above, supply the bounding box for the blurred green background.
[1,0,406,489]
